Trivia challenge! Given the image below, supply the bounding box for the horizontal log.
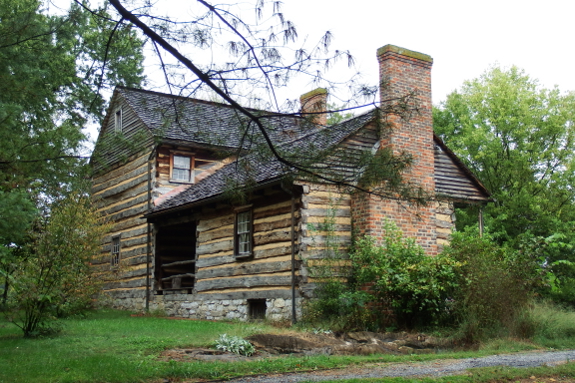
[302,195,350,205]
[119,267,149,279]
[108,216,147,233]
[196,239,233,255]
[253,217,292,233]
[197,215,234,233]
[253,244,292,260]
[104,277,147,290]
[92,151,150,184]
[253,204,291,220]
[93,162,148,194]
[254,229,291,246]
[96,183,148,208]
[196,275,296,292]
[109,203,148,223]
[119,235,147,249]
[196,254,235,268]
[100,194,149,216]
[98,173,148,199]
[301,234,351,246]
[196,260,293,279]
[198,225,233,242]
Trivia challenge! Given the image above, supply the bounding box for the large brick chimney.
[351,45,437,254]
[300,88,328,126]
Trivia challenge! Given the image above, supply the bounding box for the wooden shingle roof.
[148,111,375,217]
[92,87,489,216]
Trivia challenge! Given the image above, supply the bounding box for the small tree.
[6,194,109,337]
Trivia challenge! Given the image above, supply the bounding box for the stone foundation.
[103,289,302,321]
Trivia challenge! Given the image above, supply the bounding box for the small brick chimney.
[300,88,328,126]
[351,45,438,254]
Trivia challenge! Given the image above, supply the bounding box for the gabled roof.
[433,135,491,202]
[92,86,490,217]
[91,87,321,173]
[117,87,318,148]
[147,106,491,218]
[147,111,376,217]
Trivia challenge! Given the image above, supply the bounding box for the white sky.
[278,0,575,105]
[135,0,575,107]
[66,0,574,144]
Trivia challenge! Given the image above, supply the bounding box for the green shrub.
[445,231,535,342]
[350,222,460,329]
[302,280,375,331]
[5,194,110,337]
[304,221,460,331]
[516,232,575,305]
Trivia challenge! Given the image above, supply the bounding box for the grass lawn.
[1,309,574,383]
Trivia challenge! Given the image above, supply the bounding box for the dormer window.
[114,108,123,133]
[172,155,191,182]
[170,152,218,183]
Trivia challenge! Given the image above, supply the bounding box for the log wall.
[92,95,156,303]
[193,188,298,298]
[297,182,352,292]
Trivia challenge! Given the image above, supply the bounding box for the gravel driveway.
[215,350,575,383]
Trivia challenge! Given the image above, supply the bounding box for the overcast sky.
[135,0,575,107]
[63,0,574,142]
[277,0,575,105]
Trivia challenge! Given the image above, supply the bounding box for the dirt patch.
[159,331,452,362]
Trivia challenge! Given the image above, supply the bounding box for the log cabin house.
[91,44,490,321]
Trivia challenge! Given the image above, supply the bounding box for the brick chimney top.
[376,45,433,63]
[300,88,328,126]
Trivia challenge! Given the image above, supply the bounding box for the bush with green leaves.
[444,230,537,342]
[303,220,461,331]
[214,334,255,356]
[5,194,110,337]
[350,222,461,329]
[302,280,374,331]
[515,232,575,305]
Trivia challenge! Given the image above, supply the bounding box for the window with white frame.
[234,208,253,258]
[170,153,218,183]
[172,155,191,182]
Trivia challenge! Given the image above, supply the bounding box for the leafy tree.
[0,190,36,307]
[0,0,145,197]
[6,194,110,337]
[434,66,575,242]
[326,103,356,125]
[0,0,144,305]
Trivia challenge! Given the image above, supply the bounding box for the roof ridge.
[117,86,293,117]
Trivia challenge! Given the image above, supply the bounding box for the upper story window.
[234,207,253,259]
[172,155,191,182]
[114,108,123,133]
[170,152,218,183]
